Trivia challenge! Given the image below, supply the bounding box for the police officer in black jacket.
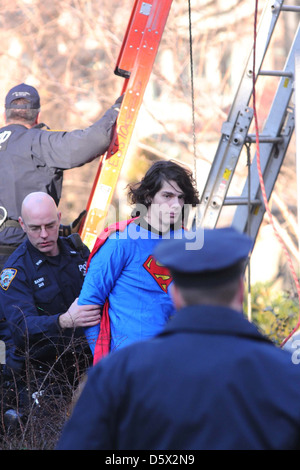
[0,192,101,423]
[0,83,122,269]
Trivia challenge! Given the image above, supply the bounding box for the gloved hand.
[59,210,87,237]
[112,94,124,111]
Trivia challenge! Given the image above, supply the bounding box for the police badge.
[0,268,17,290]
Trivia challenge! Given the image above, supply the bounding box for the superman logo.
[143,255,172,293]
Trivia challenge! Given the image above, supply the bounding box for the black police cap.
[5,83,40,110]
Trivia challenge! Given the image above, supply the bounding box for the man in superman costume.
[79,161,199,363]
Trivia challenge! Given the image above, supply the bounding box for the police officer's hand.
[59,210,87,237]
[112,94,124,112]
[59,298,101,329]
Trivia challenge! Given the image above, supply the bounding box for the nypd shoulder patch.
[0,268,17,291]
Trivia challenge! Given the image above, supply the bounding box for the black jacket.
[58,305,300,450]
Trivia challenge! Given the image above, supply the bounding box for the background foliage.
[246,282,299,346]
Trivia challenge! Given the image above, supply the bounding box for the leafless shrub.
[0,329,91,450]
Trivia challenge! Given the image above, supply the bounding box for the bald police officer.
[0,193,101,422]
[0,83,122,269]
[57,227,300,450]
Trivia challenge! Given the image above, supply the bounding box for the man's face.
[147,180,185,232]
[20,208,61,257]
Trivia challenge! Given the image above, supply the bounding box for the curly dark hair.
[127,160,199,221]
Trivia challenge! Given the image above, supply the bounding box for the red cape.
[86,219,136,364]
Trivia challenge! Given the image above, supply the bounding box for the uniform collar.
[26,237,77,269]
[3,123,28,130]
[159,304,272,344]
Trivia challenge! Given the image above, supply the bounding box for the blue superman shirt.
[79,222,184,353]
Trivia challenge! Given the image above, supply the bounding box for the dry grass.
[0,343,91,450]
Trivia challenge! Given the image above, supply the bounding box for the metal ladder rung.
[281,5,300,12]
[246,134,284,144]
[259,70,293,78]
[224,197,262,206]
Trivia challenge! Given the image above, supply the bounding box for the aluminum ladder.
[197,0,300,245]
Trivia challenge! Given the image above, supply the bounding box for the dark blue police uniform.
[0,235,91,372]
[57,228,300,450]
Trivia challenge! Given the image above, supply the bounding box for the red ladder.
[80,0,173,250]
